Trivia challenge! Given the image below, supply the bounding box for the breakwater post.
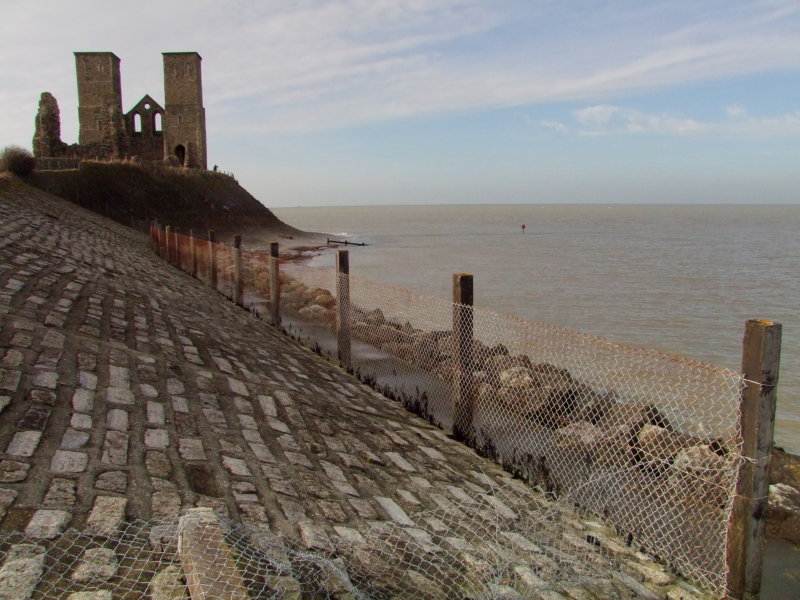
[165,226,172,265]
[173,227,181,269]
[233,234,243,306]
[452,273,474,444]
[336,250,352,371]
[189,229,197,278]
[208,230,217,292]
[150,221,157,253]
[726,319,782,600]
[270,242,281,326]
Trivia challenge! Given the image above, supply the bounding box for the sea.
[272,203,800,455]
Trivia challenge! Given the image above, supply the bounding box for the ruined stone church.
[33,52,207,169]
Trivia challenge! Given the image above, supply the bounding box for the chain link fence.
[152,230,747,596]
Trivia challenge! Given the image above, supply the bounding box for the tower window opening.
[174,144,186,166]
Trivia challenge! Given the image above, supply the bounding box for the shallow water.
[273,203,800,455]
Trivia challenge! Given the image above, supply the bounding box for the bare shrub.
[0,145,36,176]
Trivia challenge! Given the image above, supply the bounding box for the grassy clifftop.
[26,161,304,243]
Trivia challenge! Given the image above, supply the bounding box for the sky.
[1,0,799,206]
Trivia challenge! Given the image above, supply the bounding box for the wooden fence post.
[269,242,281,326]
[158,224,165,259]
[233,234,243,306]
[173,227,181,269]
[189,229,197,278]
[726,319,782,600]
[208,230,217,292]
[336,250,352,371]
[452,273,474,444]
[165,226,172,265]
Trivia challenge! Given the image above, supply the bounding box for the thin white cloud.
[539,120,568,133]
[538,104,800,138]
[726,104,748,120]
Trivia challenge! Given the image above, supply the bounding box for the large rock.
[635,424,696,470]
[596,402,670,444]
[770,447,800,490]
[573,391,616,425]
[488,354,532,375]
[767,483,800,545]
[411,332,444,369]
[298,304,335,325]
[499,366,536,387]
[497,384,551,413]
[312,290,336,309]
[352,323,406,346]
[668,445,730,509]
[554,421,603,449]
[363,308,386,326]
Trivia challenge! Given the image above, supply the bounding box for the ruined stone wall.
[32,92,67,158]
[125,95,165,162]
[33,51,207,170]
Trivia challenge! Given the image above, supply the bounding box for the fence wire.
[276,260,745,596]
[1,479,689,600]
[149,230,746,596]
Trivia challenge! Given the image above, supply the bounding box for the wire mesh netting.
[149,230,746,596]
[1,480,692,600]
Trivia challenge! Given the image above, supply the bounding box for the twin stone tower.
[33,52,207,169]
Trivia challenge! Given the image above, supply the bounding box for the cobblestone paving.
[0,179,711,599]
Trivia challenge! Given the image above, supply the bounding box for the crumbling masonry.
[33,52,207,169]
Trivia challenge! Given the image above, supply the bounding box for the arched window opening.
[174,144,186,166]
[133,113,142,134]
[153,112,163,134]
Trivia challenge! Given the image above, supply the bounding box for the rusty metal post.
[726,319,781,600]
[208,230,217,292]
[452,273,474,444]
[336,250,351,371]
[233,234,243,306]
[269,242,280,326]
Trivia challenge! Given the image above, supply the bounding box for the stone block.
[72,388,95,412]
[61,428,91,449]
[145,429,170,449]
[6,430,43,457]
[106,387,135,405]
[86,496,127,536]
[0,543,45,600]
[221,456,251,477]
[0,459,30,482]
[147,401,166,424]
[25,509,70,538]
[51,450,88,473]
[101,431,129,465]
[178,438,207,461]
[106,408,129,431]
[72,547,118,582]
